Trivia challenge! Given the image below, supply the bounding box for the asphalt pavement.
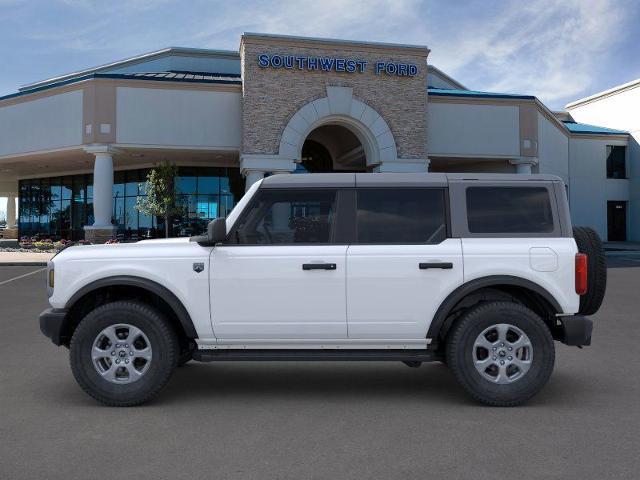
[1,259,639,479]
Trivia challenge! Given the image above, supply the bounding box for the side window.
[606,145,626,179]
[233,189,337,244]
[466,187,554,234]
[356,188,447,244]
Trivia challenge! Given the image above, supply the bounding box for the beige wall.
[427,102,520,157]
[115,86,242,148]
[537,112,569,182]
[569,136,629,239]
[0,90,83,157]
[240,36,429,159]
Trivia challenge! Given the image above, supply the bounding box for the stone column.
[240,154,296,192]
[510,157,538,174]
[83,145,118,243]
[6,195,16,229]
[244,170,265,192]
[2,195,18,240]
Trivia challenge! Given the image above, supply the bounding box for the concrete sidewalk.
[0,252,55,266]
[604,242,640,256]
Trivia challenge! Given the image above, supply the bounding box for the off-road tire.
[70,301,179,407]
[446,301,555,407]
[573,226,607,315]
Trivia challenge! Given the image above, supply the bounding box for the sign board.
[258,54,418,77]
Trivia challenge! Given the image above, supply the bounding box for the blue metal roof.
[562,121,628,135]
[0,71,242,103]
[428,87,535,100]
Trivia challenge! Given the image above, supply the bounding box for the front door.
[346,188,463,340]
[607,201,627,241]
[210,188,348,340]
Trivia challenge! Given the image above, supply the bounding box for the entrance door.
[346,188,463,339]
[607,201,627,241]
[210,188,348,340]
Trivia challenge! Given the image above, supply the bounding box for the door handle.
[302,263,337,271]
[419,262,453,270]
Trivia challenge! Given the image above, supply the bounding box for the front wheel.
[446,301,555,407]
[70,301,179,407]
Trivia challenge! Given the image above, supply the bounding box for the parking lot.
[1,259,639,479]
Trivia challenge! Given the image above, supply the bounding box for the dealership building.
[0,33,636,242]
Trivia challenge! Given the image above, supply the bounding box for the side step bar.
[193,349,439,362]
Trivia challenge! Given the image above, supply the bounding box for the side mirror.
[208,217,227,244]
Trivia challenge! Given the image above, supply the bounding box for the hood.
[53,236,206,263]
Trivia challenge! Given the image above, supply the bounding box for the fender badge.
[193,262,205,273]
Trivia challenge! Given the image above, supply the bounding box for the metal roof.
[562,121,628,135]
[565,78,640,109]
[19,47,240,92]
[428,87,535,100]
[0,71,242,103]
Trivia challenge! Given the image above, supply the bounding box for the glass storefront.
[18,167,243,241]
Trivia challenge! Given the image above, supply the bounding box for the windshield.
[225,179,262,231]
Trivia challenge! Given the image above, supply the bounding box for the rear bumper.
[39,308,68,346]
[557,315,593,346]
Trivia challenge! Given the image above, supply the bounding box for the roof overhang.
[565,78,640,109]
[19,47,240,93]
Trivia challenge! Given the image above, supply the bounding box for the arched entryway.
[299,124,367,173]
[278,86,399,172]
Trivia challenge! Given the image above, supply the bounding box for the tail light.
[575,253,588,295]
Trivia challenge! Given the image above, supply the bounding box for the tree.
[136,161,182,238]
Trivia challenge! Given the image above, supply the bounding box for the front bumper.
[557,315,593,346]
[39,308,69,346]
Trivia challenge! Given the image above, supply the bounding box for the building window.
[18,166,242,241]
[606,146,626,179]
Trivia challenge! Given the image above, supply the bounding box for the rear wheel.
[446,301,555,406]
[70,301,178,406]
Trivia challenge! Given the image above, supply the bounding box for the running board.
[193,349,439,362]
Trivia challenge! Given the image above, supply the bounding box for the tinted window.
[466,187,554,234]
[606,145,626,179]
[234,189,337,244]
[356,189,447,243]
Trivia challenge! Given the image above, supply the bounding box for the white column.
[510,157,538,174]
[6,195,16,229]
[244,170,265,192]
[91,152,115,227]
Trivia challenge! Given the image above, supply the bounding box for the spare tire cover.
[573,226,607,315]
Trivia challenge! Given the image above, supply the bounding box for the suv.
[39,173,606,407]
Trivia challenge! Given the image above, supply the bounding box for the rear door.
[346,187,463,340]
[210,188,349,340]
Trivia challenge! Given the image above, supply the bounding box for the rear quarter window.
[466,186,554,234]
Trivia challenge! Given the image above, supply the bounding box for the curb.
[0,262,48,266]
[605,251,640,257]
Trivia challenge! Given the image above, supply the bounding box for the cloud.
[1,0,636,109]
[425,0,629,108]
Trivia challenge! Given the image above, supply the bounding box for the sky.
[1,0,640,215]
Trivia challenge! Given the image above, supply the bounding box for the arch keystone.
[326,86,353,115]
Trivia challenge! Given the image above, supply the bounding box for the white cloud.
[3,0,634,109]
[426,0,628,107]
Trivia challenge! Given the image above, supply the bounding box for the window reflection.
[18,167,242,241]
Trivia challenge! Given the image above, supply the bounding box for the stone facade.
[240,34,429,161]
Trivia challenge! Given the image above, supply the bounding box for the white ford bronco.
[40,173,606,407]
